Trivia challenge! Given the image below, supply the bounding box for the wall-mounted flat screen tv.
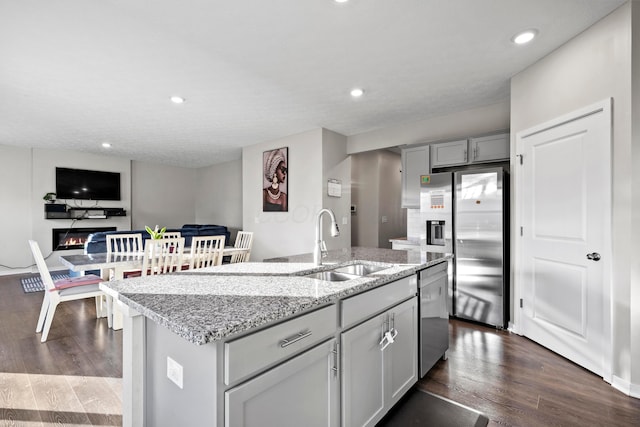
[55,167,121,201]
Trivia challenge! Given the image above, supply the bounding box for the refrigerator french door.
[453,167,507,328]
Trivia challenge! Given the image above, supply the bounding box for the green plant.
[43,192,57,202]
[145,225,166,239]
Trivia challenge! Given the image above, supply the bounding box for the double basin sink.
[303,263,389,282]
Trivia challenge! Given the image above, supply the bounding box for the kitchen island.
[100,247,451,427]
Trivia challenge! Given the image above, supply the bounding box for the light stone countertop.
[100,247,452,345]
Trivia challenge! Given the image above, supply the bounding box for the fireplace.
[52,227,116,251]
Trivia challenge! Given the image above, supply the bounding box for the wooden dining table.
[59,246,250,330]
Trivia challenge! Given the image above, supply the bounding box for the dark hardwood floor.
[0,273,122,426]
[1,272,639,426]
[419,320,640,427]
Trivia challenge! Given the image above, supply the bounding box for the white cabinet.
[469,133,510,163]
[225,339,339,427]
[430,132,510,168]
[401,145,429,208]
[430,139,468,168]
[341,297,418,427]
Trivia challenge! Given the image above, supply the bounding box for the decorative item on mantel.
[145,225,166,239]
[43,192,57,203]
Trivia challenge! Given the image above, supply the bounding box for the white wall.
[243,128,351,261]
[131,161,197,230]
[347,101,510,154]
[511,1,639,394]
[195,158,243,244]
[631,0,640,398]
[0,145,33,273]
[321,129,352,251]
[0,146,133,274]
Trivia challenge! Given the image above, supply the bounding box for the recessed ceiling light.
[512,29,538,45]
[335,0,349,3]
[101,142,111,148]
[170,96,185,104]
[350,88,364,97]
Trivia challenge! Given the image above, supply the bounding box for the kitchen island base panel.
[145,318,222,427]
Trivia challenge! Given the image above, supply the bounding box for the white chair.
[189,235,226,270]
[29,240,109,343]
[141,237,186,276]
[161,231,181,239]
[106,233,144,279]
[229,231,253,264]
[106,233,144,255]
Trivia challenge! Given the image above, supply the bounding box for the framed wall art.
[263,147,288,212]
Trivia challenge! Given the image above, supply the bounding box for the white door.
[517,99,611,377]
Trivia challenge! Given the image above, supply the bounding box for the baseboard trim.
[0,268,33,277]
[612,375,640,399]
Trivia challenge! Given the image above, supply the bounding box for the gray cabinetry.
[430,139,468,168]
[469,133,510,163]
[225,339,339,427]
[430,132,510,168]
[341,276,418,427]
[401,145,429,208]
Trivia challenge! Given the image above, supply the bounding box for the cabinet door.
[225,339,338,427]
[387,297,418,406]
[430,139,468,168]
[401,145,429,208]
[469,133,509,163]
[341,313,386,427]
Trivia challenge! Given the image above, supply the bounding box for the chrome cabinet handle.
[280,330,312,348]
[586,252,601,261]
[331,342,339,377]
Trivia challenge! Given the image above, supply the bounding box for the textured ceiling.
[0,0,626,168]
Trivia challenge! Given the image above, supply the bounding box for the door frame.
[513,98,613,383]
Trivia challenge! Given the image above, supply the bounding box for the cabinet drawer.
[224,304,337,385]
[341,276,416,329]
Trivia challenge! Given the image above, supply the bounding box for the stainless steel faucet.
[314,208,340,265]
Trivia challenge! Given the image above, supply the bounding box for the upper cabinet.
[430,132,510,169]
[401,145,429,208]
[430,139,468,168]
[469,133,510,163]
[401,132,509,208]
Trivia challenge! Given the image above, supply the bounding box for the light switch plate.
[167,356,183,389]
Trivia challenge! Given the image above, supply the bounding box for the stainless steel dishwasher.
[419,261,450,377]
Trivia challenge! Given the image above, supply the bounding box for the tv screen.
[55,167,121,201]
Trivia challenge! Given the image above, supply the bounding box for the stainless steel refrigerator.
[420,166,508,328]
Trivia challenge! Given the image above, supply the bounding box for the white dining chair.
[106,233,144,279]
[106,233,144,255]
[29,240,110,343]
[141,237,186,276]
[229,231,253,264]
[189,235,226,270]
[161,231,181,239]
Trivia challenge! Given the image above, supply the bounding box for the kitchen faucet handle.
[320,240,328,256]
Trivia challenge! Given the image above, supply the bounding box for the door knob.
[586,252,601,261]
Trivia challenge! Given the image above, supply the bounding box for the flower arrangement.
[145,225,166,239]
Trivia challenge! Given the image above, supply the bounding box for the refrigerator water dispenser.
[426,220,445,246]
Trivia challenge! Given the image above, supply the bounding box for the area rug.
[20,274,69,293]
[378,389,489,427]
